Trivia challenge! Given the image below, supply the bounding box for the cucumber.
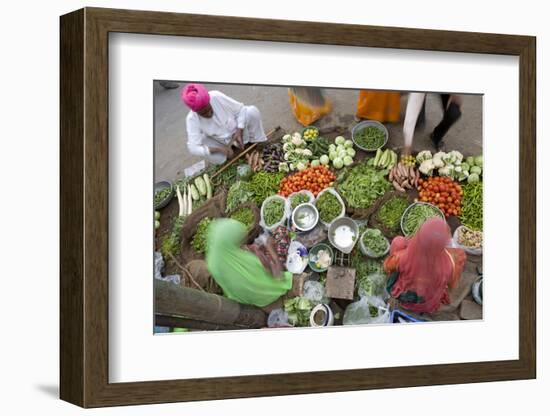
[194,176,207,196]
[203,173,212,199]
[373,148,383,166]
[190,184,200,201]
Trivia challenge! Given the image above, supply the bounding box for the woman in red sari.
[383,218,466,314]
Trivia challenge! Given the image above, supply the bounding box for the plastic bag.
[260,195,291,232]
[315,187,346,227]
[267,309,291,328]
[288,190,315,210]
[303,280,326,303]
[154,251,164,280]
[237,164,253,181]
[285,241,308,274]
[343,295,391,325]
[357,273,389,299]
[452,226,482,256]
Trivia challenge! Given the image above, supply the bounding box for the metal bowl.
[351,120,389,152]
[328,217,359,254]
[308,243,334,272]
[154,181,174,210]
[292,203,319,232]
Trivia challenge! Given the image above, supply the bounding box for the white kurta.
[185,91,267,164]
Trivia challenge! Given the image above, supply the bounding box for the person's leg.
[402,93,426,155]
[242,105,267,143]
[431,94,462,150]
[200,136,228,164]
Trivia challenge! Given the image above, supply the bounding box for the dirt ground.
[154,82,482,182]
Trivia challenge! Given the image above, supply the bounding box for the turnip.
[343,156,354,166]
[333,157,344,169]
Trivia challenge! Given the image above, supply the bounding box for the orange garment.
[288,89,332,126]
[356,91,401,122]
[383,219,466,313]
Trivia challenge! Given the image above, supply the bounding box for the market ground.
[154,82,482,182]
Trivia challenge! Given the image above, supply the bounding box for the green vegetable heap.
[226,181,255,213]
[362,228,389,257]
[290,193,310,210]
[263,198,285,227]
[460,182,483,231]
[284,297,313,327]
[154,187,172,208]
[229,207,255,230]
[352,252,386,297]
[354,125,385,150]
[249,172,285,205]
[160,216,186,259]
[191,217,212,254]
[211,164,239,188]
[307,137,330,158]
[403,203,444,236]
[376,197,409,231]
[337,163,391,209]
[315,191,342,223]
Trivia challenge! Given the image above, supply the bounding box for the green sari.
[206,219,292,307]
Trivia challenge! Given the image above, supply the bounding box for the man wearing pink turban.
[181,83,267,164]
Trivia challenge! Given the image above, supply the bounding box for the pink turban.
[181,83,210,112]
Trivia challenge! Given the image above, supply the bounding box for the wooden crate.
[325,266,356,300]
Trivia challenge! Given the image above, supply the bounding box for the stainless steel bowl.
[328,217,359,254]
[351,120,389,152]
[292,203,319,232]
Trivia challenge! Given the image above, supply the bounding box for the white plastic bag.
[452,226,482,256]
[267,309,291,328]
[285,241,309,274]
[315,187,346,227]
[288,190,315,210]
[154,251,164,280]
[343,295,391,325]
[303,280,326,303]
[260,195,290,232]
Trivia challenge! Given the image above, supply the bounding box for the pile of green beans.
[460,182,483,231]
[249,172,286,205]
[337,163,391,209]
[403,203,444,236]
[354,126,386,150]
[376,197,409,230]
[315,191,342,223]
[263,199,285,226]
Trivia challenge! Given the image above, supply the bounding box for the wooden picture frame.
[60,7,536,408]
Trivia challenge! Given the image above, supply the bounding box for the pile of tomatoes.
[417,176,463,217]
[279,165,336,197]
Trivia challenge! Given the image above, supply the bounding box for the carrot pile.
[417,176,463,217]
[279,166,336,197]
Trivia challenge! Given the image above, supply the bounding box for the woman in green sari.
[206,218,293,307]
